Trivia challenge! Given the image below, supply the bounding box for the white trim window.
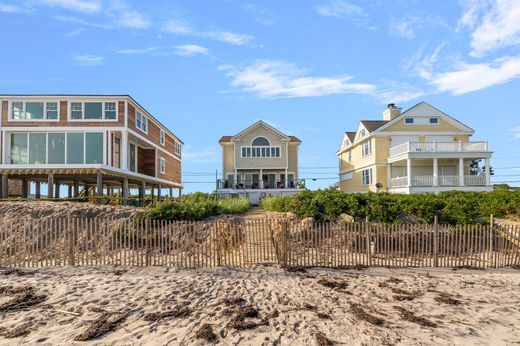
[174,141,181,155]
[404,117,414,124]
[159,157,166,174]
[361,168,373,186]
[69,101,118,121]
[429,117,439,124]
[361,139,372,157]
[10,101,59,121]
[241,146,281,158]
[160,130,165,146]
[136,111,148,133]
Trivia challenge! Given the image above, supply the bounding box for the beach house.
[337,102,493,193]
[0,94,182,203]
[217,120,304,204]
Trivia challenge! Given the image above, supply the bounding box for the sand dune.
[0,266,519,345]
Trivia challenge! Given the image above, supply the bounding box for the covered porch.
[388,157,492,193]
[217,169,304,190]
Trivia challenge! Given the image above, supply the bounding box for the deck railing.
[390,175,487,188]
[389,141,488,157]
[217,179,305,190]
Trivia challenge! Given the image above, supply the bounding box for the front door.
[129,143,136,172]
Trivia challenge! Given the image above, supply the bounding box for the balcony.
[389,141,489,158]
[217,179,306,190]
[390,175,487,188]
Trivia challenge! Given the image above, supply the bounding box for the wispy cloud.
[107,0,149,29]
[118,44,209,57]
[389,13,448,39]
[162,18,253,46]
[315,0,365,19]
[458,0,520,57]
[242,4,276,26]
[512,127,520,139]
[54,15,112,29]
[73,54,104,66]
[0,3,27,13]
[183,145,220,164]
[39,0,102,13]
[220,59,376,98]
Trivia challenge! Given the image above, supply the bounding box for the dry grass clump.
[284,266,307,273]
[336,264,368,271]
[1,269,34,277]
[4,323,33,338]
[317,278,348,290]
[112,269,127,276]
[0,287,47,313]
[315,331,334,345]
[393,306,437,328]
[434,292,461,305]
[349,303,385,326]
[195,324,217,342]
[452,265,485,271]
[143,306,191,322]
[74,311,129,341]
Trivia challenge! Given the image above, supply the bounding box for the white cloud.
[458,0,520,57]
[39,0,102,13]
[118,44,208,57]
[73,54,104,66]
[513,127,520,139]
[107,0,149,29]
[389,14,448,39]
[429,56,520,95]
[389,19,414,39]
[242,4,276,26]
[54,15,112,29]
[162,19,253,46]
[220,59,377,98]
[0,3,25,13]
[315,0,365,18]
[183,145,219,164]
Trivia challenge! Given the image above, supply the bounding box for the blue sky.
[1,0,520,192]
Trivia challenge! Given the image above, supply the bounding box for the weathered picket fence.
[0,217,518,269]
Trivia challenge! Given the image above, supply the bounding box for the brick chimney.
[383,103,401,121]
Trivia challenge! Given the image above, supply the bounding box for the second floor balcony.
[217,178,305,190]
[389,141,489,159]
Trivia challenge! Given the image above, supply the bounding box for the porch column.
[406,158,412,187]
[21,178,28,199]
[151,184,155,202]
[73,177,79,197]
[122,178,129,205]
[459,158,465,186]
[1,174,8,199]
[386,163,391,190]
[169,187,173,198]
[139,181,146,207]
[35,182,41,199]
[178,187,183,198]
[234,169,238,188]
[54,183,60,199]
[433,158,439,186]
[157,185,162,202]
[47,174,54,198]
[96,173,103,196]
[259,169,264,189]
[121,130,128,170]
[107,130,112,166]
[485,158,491,186]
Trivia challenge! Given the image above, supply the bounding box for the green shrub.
[259,189,520,224]
[137,193,250,221]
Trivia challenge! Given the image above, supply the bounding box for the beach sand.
[0,265,519,345]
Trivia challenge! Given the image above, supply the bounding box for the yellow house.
[337,102,493,194]
[217,120,303,204]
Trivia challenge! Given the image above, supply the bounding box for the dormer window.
[405,117,414,124]
[360,129,367,137]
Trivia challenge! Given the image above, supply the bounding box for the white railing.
[389,141,488,156]
[465,175,486,186]
[412,176,433,187]
[438,175,459,186]
[390,177,407,188]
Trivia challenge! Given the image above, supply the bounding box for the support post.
[139,181,146,207]
[54,183,60,199]
[73,177,79,197]
[157,185,162,202]
[96,173,103,196]
[459,158,465,186]
[406,158,412,187]
[433,158,439,186]
[47,174,54,199]
[387,163,391,190]
[68,184,73,198]
[169,187,173,198]
[151,184,155,203]
[485,158,490,186]
[365,216,372,266]
[121,129,128,170]
[35,182,41,199]
[21,178,28,199]
[122,178,129,205]
[179,187,183,198]
[1,174,8,199]
[433,215,439,267]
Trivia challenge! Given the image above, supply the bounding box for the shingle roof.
[345,132,356,142]
[360,120,388,132]
[218,136,233,143]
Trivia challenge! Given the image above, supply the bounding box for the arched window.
[251,137,270,146]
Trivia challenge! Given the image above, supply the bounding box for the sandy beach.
[0,265,519,345]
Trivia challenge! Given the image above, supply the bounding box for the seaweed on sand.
[393,306,437,328]
[349,303,385,326]
[74,311,129,341]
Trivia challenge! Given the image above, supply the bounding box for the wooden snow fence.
[0,216,518,269]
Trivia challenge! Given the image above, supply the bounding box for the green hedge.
[138,193,250,221]
[260,189,520,224]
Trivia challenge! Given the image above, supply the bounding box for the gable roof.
[345,132,356,142]
[219,120,302,145]
[360,120,389,132]
[376,101,474,133]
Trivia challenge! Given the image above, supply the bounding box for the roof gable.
[232,120,289,141]
[376,102,474,133]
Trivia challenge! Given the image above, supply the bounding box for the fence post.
[68,217,75,266]
[489,215,494,268]
[433,215,438,268]
[281,220,288,267]
[145,218,150,266]
[365,216,372,266]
